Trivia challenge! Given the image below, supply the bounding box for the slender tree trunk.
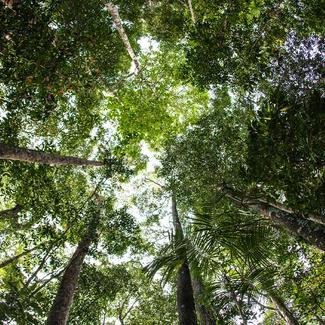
[233,294,247,325]
[191,275,216,325]
[0,142,104,167]
[177,261,198,325]
[187,0,196,24]
[45,225,96,325]
[172,195,197,325]
[172,195,184,240]
[268,292,299,325]
[220,185,325,251]
[105,2,140,72]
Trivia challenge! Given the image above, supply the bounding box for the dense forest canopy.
[0,0,324,324]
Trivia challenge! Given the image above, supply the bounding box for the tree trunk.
[187,0,196,24]
[177,261,198,325]
[269,292,299,325]
[191,276,216,325]
[172,195,197,325]
[0,142,104,167]
[256,198,325,226]
[105,2,140,72]
[172,195,184,240]
[45,226,95,325]
[220,185,325,251]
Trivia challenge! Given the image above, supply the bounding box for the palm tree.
[148,183,319,324]
[146,193,273,324]
[146,195,197,325]
[188,207,302,325]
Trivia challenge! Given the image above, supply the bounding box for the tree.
[101,264,177,325]
[143,0,324,89]
[220,184,325,251]
[46,217,98,325]
[172,196,198,325]
[0,142,105,167]
[161,92,325,251]
[191,274,217,325]
[246,91,325,214]
[105,2,141,72]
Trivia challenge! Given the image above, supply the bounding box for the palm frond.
[143,242,180,283]
[191,211,275,268]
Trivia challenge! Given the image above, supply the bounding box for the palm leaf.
[190,210,275,268]
[143,242,181,283]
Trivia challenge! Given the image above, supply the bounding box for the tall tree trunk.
[45,225,96,325]
[177,261,198,325]
[172,195,184,240]
[191,275,216,325]
[172,195,197,325]
[105,3,140,72]
[187,0,196,24]
[268,292,299,325]
[0,142,104,167]
[220,185,325,251]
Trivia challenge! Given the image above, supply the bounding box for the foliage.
[107,43,209,160]
[0,0,324,324]
[247,90,325,213]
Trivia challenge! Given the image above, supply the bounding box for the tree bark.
[105,3,140,72]
[0,142,104,167]
[172,195,184,240]
[220,185,325,251]
[45,226,95,325]
[191,276,216,325]
[177,261,198,325]
[268,292,299,325]
[187,0,196,24]
[256,198,325,226]
[172,195,197,325]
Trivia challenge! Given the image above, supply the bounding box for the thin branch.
[144,177,165,189]
[29,268,65,297]
[121,297,138,322]
[24,243,56,287]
